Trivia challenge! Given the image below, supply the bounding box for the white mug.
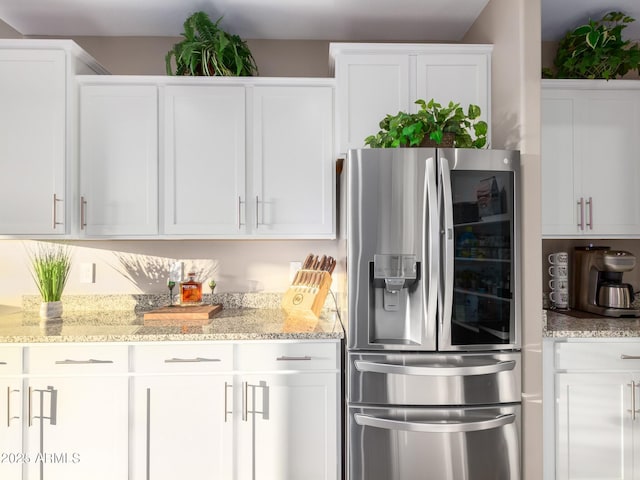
[549,278,568,291]
[548,252,568,265]
[549,265,569,278]
[550,290,569,308]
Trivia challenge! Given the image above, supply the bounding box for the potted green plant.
[165,11,258,76]
[543,11,640,79]
[28,243,72,321]
[364,99,488,149]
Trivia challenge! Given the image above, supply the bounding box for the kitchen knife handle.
[586,196,593,230]
[80,195,87,230]
[52,193,63,229]
[577,197,584,230]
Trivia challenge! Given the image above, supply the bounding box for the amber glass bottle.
[180,272,202,304]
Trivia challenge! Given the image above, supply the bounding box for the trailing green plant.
[28,243,72,302]
[364,99,488,148]
[545,11,640,79]
[166,11,258,76]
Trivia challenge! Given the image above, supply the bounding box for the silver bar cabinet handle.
[354,413,516,433]
[242,381,248,421]
[55,359,114,365]
[255,195,260,228]
[80,196,87,230]
[224,381,232,423]
[355,359,516,377]
[621,355,640,360]
[164,357,221,364]
[28,386,32,427]
[577,197,585,230]
[276,356,311,361]
[629,381,638,420]
[586,196,593,230]
[6,387,20,427]
[237,196,244,229]
[52,193,63,229]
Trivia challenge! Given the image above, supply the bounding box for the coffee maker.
[573,246,640,317]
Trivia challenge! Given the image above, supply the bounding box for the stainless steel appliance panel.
[348,404,521,480]
[345,148,437,351]
[348,351,521,405]
[438,148,521,351]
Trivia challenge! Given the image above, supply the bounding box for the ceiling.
[0,0,639,42]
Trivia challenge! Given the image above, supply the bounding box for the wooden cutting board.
[143,304,223,325]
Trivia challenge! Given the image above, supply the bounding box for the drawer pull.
[55,359,114,365]
[276,355,312,361]
[164,357,221,363]
[621,355,640,360]
[0,361,7,365]
[7,386,20,427]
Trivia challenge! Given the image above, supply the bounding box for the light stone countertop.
[543,309,640,338]
[0,293,344,343]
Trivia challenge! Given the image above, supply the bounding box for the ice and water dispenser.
[369,253,422,345]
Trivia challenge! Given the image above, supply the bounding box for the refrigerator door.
[347,351,521,405]
[345,149,438,351]
[438,148,521,351]
[347,404,521,480]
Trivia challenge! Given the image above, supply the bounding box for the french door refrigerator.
[342,148,521,480]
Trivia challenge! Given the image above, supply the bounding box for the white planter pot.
[39,301,63,321]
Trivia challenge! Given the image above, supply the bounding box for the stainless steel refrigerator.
[341,148,521,480]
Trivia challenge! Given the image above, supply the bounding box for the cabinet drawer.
[25,344,129,374]
[555,341,640,370]
[0,345,22,375]
[236,341,340,372]
[132,343,233,373]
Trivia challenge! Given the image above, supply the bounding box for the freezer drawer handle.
[354,359,516,376]
[354,413,516,433]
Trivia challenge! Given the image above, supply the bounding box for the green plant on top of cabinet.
[79,81,159,236]
[0,41,105,236]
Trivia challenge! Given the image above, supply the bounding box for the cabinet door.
[334,54,410,153]
[131,374,234,480]
[576,90,640,236]
[163,85,246,235]
[0,49,66,235]
[556,372,634,480]
[24,376,129,480]
[79,84,158,236]
[541,93,578,235]
[252,85,334,237]
[236,372,338,480]
[415,53,490,137]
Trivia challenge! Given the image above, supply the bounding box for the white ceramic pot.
[39,301,63,320]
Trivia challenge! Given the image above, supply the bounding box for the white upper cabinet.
[163,84,246,236]
[251,84,334,237]
[0,41,105,236]
[330,43,491,154]
[79,82,159,236]
[542,80,640,237]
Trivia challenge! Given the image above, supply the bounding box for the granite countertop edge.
[543,309,640,338]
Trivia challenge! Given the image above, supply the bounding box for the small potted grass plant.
[29,243,72,321]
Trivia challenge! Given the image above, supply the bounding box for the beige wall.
[465,1,542,480]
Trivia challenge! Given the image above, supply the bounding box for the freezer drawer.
[348,351,521,405]
[347,404,521,480]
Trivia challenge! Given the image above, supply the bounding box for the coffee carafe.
[573,246,640,317]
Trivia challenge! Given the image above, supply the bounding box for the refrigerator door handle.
[354,413,516,433]
[354,359,516,376]
[424,155,439,343]
[438,156,454,338]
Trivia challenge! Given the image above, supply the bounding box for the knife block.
[281,270,332,320]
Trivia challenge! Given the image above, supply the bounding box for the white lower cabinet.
[23,345,129,480]
[547,340,640,479]
[132,340,340,480]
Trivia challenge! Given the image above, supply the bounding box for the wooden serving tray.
[143,304,223,325]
